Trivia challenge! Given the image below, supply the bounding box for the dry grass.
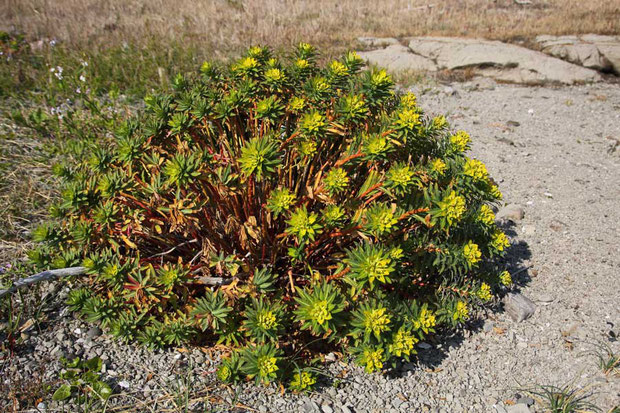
[3,0,619,58]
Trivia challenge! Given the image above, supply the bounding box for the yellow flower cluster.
[416,308,436,331]
[389,328,418,357]
[237,57,259,71]
[450,130,471,152]
[295,58,309,69]
[430,158,447,175]
[464,158,488,181]
[289,96,306,112]
[400,92,417,109]
[490,184,503,200]
[329,60,349,76]
[298,140,317,157]
[264,68,284,82]
[324,168,350,194]
[490,230,510,252]
[396,109,421,130]
[388,164,414,188]
[453,301,469,321]
[257,355,278,377]
[441,191,466,224]
[371,69,392,88]
[463,241,482,265]
[389,247,404,260]
[363,347,385,373]
[301,112,326,134]
[365,254,393,285]
[311,300,331,325]
[363,307,391,337]
[477,204,495,226]
[477,283,492,301]
[432,115,447,129]
[290,371,316,391]
[257,310,277,330]
[499,270,512,286]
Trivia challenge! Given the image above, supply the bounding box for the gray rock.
[357,44,437,72]
[321,404,334,413]
[87,326,102,338]
[504,293,536,322]
[357,37,400,48]
[496,204,525,223]
[516,397,535,406]
[506,404,531,413]
[536,34,620,74]
[407,37,600,84]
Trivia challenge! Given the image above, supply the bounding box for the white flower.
[79,74,86,82]
[49,39,57,47]
[80,60,88,67]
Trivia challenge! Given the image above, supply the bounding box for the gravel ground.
[2,79,619,412]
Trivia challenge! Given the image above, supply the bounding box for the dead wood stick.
[0,266,87,298]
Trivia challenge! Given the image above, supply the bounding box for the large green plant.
[33,44,512,389]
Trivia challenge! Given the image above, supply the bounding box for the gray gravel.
[2,79,619,412]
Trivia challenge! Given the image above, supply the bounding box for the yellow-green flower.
[329,60,349,77]
[417,307,436,331]
[490,230,510,252]
[257,310,277,330]
[287,206,322,241]
[430,158,447,175]
[400,92,417,109]
[365,204,398,237]
[363,307,391,338]
[298,139,317,157]
[289,96,305,112]
[396,109,421,130]
[361,347,385,373]
[324,168,350,195]
[217,364,231,382]
[200,61,212,74]
[236,57,259,71]
[323,204,346,226]
[477,204,495,225]
[389,328,418,357]
[311,300,331,326]
[363,134,391,159]
[463,241,482,265]
[490,184,503,200]
[371,69,392,88]
[300,111,326,135]
[387,164,415,191]
[464,158,488,181]
[432,115,447,129]
[453,301,469,321]
[439,191,466,225]
[477,283,492,301]
[295,58,310,69]
[290,371,316,391]
[267,188,296,216]
[389,247,404,260]
[257,355,278,377]
[264,67,284,82]
[450,130,471,152]
[499,270,512,286]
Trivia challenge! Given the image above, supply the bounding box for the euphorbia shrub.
[33,44,512,389]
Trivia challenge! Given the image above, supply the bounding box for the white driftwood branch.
[0,266,87,298]
[0,266,235,299]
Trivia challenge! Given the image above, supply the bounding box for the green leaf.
[92,381,113,399]
[52,384,73,401]
[84,356,103,372]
